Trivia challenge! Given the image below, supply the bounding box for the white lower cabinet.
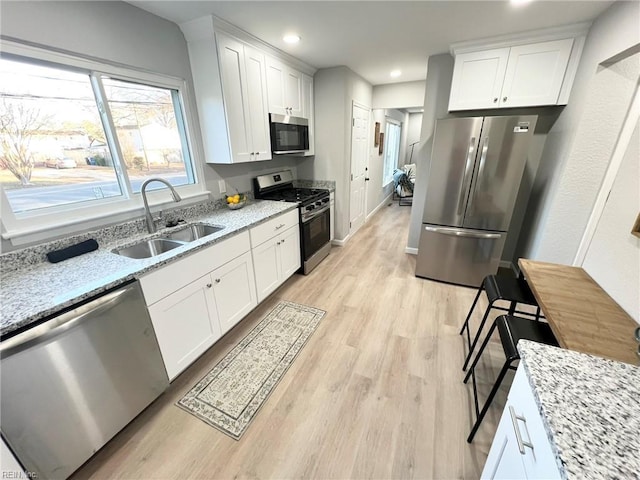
[482,365,561,480]
[147,275,221,381]
[212,251,257,334]
[250,210,301,303]
[140,232,257,381]
[252,224,301,303]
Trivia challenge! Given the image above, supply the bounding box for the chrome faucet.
[141,178,182,234]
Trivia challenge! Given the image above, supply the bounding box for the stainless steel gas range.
[253,171,331,274]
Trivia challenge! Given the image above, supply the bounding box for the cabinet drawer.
[140,231,250,306]
[249,209,299,247]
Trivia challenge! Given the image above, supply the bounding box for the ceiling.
[127,0,613,86]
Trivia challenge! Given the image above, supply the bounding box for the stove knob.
[322,198,330,203]
[306,205,315,211]
[316,201,322,206]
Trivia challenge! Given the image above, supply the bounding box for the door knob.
[365,177,370,181]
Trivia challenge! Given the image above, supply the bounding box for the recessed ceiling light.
[390,70,402,78]
[510,0,533,5]
[283,34,301,44]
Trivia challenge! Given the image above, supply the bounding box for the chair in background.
[464,314,559,442]
[460,274,541,371]
[392,163,416,206]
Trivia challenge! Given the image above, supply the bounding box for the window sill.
[2,190,211,246]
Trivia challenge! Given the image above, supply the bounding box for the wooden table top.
[519,259,639,366]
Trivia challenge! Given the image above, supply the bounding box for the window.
[382,120,401,185]
[0,48,201,240]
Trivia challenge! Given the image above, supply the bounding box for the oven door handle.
[302,205,330,223]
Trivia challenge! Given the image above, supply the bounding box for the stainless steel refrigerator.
[415,115,537,287]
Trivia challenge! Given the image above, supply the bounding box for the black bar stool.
[464,314,559,443]
[460,274,541,371]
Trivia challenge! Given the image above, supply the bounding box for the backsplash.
[294,179,336,191]
[0,196,253,274]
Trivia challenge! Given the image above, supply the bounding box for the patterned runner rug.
[177,301,326,440]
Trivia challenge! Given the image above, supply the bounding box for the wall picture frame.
[632,212,640,238]
[378,132,384,155]
[374,122,380,147]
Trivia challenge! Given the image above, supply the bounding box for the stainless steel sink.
[164,223,224,242]
[113,238,186,259]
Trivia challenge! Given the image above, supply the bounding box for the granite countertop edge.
[1,201,297,337]
[517,339,640,480]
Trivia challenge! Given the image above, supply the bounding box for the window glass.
[102,78,194,193]
[383,121,401,185]
[0,58,121,213]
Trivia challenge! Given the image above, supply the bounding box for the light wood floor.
[74,202,515,480]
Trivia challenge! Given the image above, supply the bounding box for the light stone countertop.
[0,200,296,338]
[517,340,640,480]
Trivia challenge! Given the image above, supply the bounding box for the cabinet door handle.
[275,223,285,230]
[493,97,498,103]
[215,278,221,284]
[503,96,508,102]
[277,241,281,245]
[509,406,534,455]
[281,238,285,243]
[206,283,212,288]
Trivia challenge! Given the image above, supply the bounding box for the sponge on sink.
[46,239,99,263]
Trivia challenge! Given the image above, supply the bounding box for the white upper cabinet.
[266,57,303,117]
[448,25,587,111]
[500,39,574,108]
[243,44,272,161]
[181,22,272,164]
[449,48,510,111]
[215,34,272,163]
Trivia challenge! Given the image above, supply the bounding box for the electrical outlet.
[218,180,226,194]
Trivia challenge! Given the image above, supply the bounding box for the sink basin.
[113,238,186,259]
[164,223,224,242]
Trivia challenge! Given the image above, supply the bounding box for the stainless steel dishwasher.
[1,280,169,479]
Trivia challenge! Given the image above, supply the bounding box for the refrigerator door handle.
[457,136,477,215]
[424,225,502,239]
[469,137,489,215]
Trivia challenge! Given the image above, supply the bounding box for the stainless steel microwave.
[270,113,309,154]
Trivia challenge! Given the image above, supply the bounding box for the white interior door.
[350,102,369,235]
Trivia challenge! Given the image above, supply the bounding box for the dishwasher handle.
[0,282,134,357]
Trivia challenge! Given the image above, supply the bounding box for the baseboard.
[366,193,393,221]
[405,247,418,255]
[331,234,351,247]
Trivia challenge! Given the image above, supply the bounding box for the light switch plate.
[218,180,226,194]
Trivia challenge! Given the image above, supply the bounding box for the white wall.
[298,66,372,241]
[366,109,399,216]
[407,54,455,252]
[518,0,640,264]
[583,119,639,323]
[404,113,423,165]
[372,81,426,109]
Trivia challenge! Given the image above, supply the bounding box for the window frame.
[0,39,207,244]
